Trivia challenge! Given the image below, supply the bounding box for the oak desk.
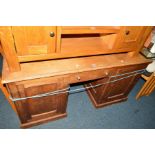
[2,53,151,128]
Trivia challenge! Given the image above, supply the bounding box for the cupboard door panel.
[116,26,145,50]
[87,77,109,103]
[11,26,56,55]
[86,64,148,107]
[8,78,68,127]
[25,83,58,116]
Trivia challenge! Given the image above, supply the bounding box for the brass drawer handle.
[50,32,55,37]
[125,30,130,35]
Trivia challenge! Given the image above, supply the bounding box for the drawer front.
[69,68,113,84]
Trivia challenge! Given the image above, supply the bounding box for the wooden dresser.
[0,26,152,128]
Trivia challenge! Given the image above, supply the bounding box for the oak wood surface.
[11,26,57,55]
[2,53,151,84]
[0,27,20,72]
[0,43,3,53]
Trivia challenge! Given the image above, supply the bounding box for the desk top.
[2,53,151,84]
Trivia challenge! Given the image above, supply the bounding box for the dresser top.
[2,53,151,83]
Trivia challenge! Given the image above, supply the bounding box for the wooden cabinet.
[0,26,152,73]
[85,63,148,108]
[7,77,69,128]
[0,26,152,128]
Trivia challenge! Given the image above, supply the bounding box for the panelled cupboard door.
[99,65,146,103]
[86,64,148,107]
[11,26,56,56]
[115,26,145,50]
[86,77,110,103]
[104,70,138,102]
[8,78,68,125]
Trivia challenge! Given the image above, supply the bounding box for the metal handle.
[125,30,130,35]
[50,32,55,37]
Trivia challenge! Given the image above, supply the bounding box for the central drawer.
[68,68,113,84]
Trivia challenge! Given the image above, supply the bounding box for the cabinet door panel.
[87,77,109,103]
[8,78,68,125]
[104,65,143,101]
[86,64,148,107]
[116,26,145,50]
[106,74,136,100]
[25,83,58,116]
[11,26,56,55]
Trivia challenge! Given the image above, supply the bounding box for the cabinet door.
[11,26,56,56]
[8,78,68,127]
[104,67,140,102]
[86,77,110,103]
[116,26,145,50]
[87,64,147,107]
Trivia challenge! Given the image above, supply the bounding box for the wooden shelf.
[61,34,117,53]
[61,26,120,34]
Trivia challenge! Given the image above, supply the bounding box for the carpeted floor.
[0,56,155,129]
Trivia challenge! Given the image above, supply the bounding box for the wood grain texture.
[56,26,62,53]
[0,27,21,72]
[0,42,3,54]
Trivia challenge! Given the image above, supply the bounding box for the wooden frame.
[136,73,155,99]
